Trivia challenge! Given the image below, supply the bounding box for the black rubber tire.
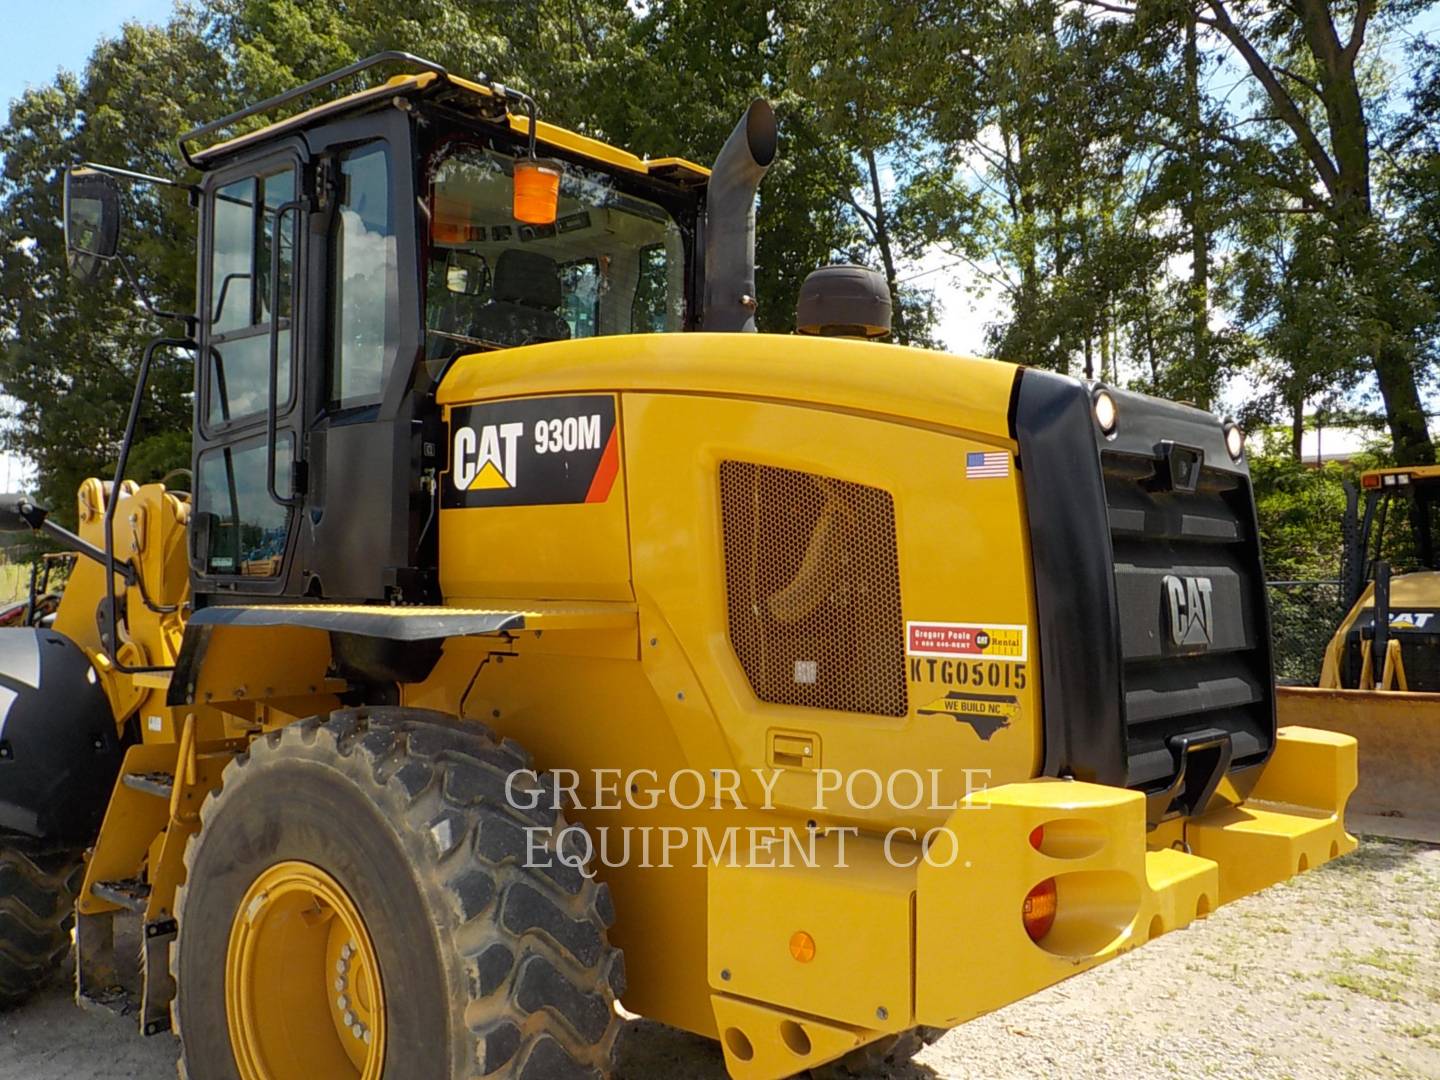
[809,1027,945,1078]
[0,847,84,1009]
[172,707,625,1079]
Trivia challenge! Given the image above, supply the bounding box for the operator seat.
[426,260,490,361]
[470,250,571,347]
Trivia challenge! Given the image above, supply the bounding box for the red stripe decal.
[585,428,620,503]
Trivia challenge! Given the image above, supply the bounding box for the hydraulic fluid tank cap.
[796,264,891,339]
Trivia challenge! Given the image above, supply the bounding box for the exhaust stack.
[702,99,777,332]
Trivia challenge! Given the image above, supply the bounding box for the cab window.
[424,147,685,356]
[206,168,296,426]
[194,434,293,577]
[329,144,398,408]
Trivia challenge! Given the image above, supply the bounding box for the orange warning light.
[513,158,562,225]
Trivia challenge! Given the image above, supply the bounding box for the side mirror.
[0,494,47,533]
[63,167,122,283]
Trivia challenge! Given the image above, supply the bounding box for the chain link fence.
[1267,580,1346,686]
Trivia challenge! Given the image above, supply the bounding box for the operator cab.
[1335,465,1440,689]
[86,56,710,608]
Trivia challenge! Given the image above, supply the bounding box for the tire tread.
[0,849,83,1009]
[172,706,622,1079]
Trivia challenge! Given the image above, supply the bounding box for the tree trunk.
[1183,4,1212,408]
[1373,340,1435,466]
[864,148,909,344]
[1290,396,1304,460]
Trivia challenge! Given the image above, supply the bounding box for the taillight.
[1023,879,1057,942]
[1024,825,1057,942]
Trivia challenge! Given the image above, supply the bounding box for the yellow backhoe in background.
[0,53,1357,1080]
[1277,464,1440,842]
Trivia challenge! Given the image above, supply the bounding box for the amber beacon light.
[513,158,562,225]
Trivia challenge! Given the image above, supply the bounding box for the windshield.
[425,147,686,357]
[1366,482,1440,576]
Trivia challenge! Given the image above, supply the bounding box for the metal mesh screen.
[719,461,907,717]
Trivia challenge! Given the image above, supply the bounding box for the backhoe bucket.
[1276,685,1440,842]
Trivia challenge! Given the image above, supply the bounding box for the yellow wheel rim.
[226,860,386,1080]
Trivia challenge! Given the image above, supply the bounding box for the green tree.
[0,17,229,516]
[2,0,877,516]
[1084,0,1438,464]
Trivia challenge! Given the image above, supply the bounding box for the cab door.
[190,145,307,596]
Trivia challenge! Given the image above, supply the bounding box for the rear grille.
[718,461,907,717]
[1102,452,1274,790]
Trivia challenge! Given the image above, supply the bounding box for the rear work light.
[1024,826,1058,942]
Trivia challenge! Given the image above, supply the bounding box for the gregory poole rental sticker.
[906,621,1028,662]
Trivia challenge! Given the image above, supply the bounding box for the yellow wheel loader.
[1277,465,1440,841]
[0,52,1357,1080]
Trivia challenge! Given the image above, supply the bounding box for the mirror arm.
[76,160,199,196]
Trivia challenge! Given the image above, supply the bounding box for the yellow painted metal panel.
[707,832,914,1030]
[440,501,634,601]
[709,994,876,1080]
[1189,725,1358,902]
[914,779,1150,1027]
[435,333,1019,445]
[622,391,1042,825]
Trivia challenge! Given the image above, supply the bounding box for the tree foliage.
[1,0,1437,532]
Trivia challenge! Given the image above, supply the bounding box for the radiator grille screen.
[719,461,907,717]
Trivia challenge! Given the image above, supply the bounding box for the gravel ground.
[3,838,1436,1079]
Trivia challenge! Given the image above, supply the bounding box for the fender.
[0,628,122,849]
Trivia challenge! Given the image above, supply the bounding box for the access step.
[92,878,151,913]
[121,771,175,799]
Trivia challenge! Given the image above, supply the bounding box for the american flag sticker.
[966,450,1010,479]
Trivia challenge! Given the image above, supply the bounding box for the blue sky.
[0,0,177,116]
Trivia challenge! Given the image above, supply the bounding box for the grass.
[1327,970,1408,1003]
[1399,1024,1439,1040]
[0,560,25,603]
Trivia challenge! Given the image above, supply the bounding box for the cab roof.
[1361,464,1440,489]
[185,56,709,186]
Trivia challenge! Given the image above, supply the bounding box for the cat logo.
[1163,574,1215,647]
[452,422,524,491]
[444,395,619,510]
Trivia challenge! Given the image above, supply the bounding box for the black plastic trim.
[1012,369,1127,785]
